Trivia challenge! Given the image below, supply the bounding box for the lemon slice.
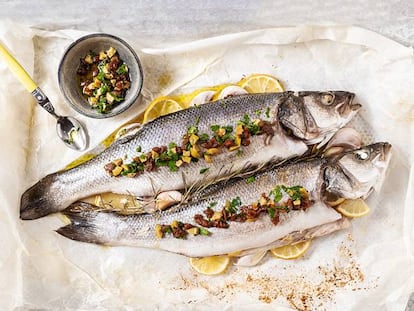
[93,192,136,209]
[270,240,311,260]
[238,74,285,93]
[325,192,346,207]
[189,255,230,275]
[336,198,370,218]
[143,97,185,123]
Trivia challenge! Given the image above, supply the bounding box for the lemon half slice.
[238,74,284,93]
[270,240,311,260]
[336,198,370,218]
[189,255,230,275]
[143,97,185,123]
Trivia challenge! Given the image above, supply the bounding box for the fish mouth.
[338,92,361,115]
[381,142,392,160]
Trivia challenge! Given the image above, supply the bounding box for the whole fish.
[21,91,359,220]
[57,142,391,258]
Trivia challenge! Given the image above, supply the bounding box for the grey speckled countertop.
[0,0,413,48]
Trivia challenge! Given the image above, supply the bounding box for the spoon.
[0,42,88,151]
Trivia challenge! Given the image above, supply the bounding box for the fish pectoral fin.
[233,249,268,267]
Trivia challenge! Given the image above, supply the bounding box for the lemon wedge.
[143,97,185,123]
[270,240,311,260]
[189,255,230,275]
[336,198,370,218]
[238,74,284,93]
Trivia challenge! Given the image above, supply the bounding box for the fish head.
[323,142,392,199]
[278,91,361,144]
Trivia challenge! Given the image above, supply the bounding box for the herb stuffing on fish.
[57,143,391,258]
[21,91,359,220]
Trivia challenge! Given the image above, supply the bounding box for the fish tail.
[20,173,61,220]
[57,203,119,245]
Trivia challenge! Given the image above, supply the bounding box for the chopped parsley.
[265,107,271,118]
[246,176,256,184]
[200,167,210,174]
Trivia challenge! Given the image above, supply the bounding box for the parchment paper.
[0,20,413,310]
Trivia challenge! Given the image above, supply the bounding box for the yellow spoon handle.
[0,42,37,93]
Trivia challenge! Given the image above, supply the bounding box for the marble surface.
[0,0,413,48]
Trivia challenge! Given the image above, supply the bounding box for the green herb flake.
[187,126,198,135]
[270,186,283,202]
[135,146,142,153]
[238,114,260,135]
[199,133,210,142]
[116,63,128,74]
[246,176,256,184]
[155,159,167,167]
[255,109,262,116]
[200,167,210,174]
[168,160,178,172]
[210,124,220,132]
[226,196,242,214]
[207,201,217,209]
[267,207,276,218]
[223,125,233,133]
[286,185,304,200]
[194,116,200,126]
[199,227,210,236]
[265,107,271,118]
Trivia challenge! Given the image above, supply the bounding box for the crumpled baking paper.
[0,20,413,310]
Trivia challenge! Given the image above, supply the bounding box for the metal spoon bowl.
[0,42,88,151]
[56,116,87,150]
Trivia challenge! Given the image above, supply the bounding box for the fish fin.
[20,173,60,220]
[56,223,107,245]
[233,249,268,267]
[57,205,115,245]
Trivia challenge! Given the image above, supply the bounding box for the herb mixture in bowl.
[77,47,131,114]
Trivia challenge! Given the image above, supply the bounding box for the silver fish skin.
[57,142,391,257]
[21,91,359,220]
[233,217,350,266]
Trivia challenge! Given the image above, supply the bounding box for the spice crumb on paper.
[173,237,379,310]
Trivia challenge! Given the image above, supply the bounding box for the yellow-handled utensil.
[0,42,88,151]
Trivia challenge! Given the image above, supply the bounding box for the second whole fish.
[57,142,391,258]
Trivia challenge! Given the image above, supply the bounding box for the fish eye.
[321,93,335,106]
[355,149,370,161]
